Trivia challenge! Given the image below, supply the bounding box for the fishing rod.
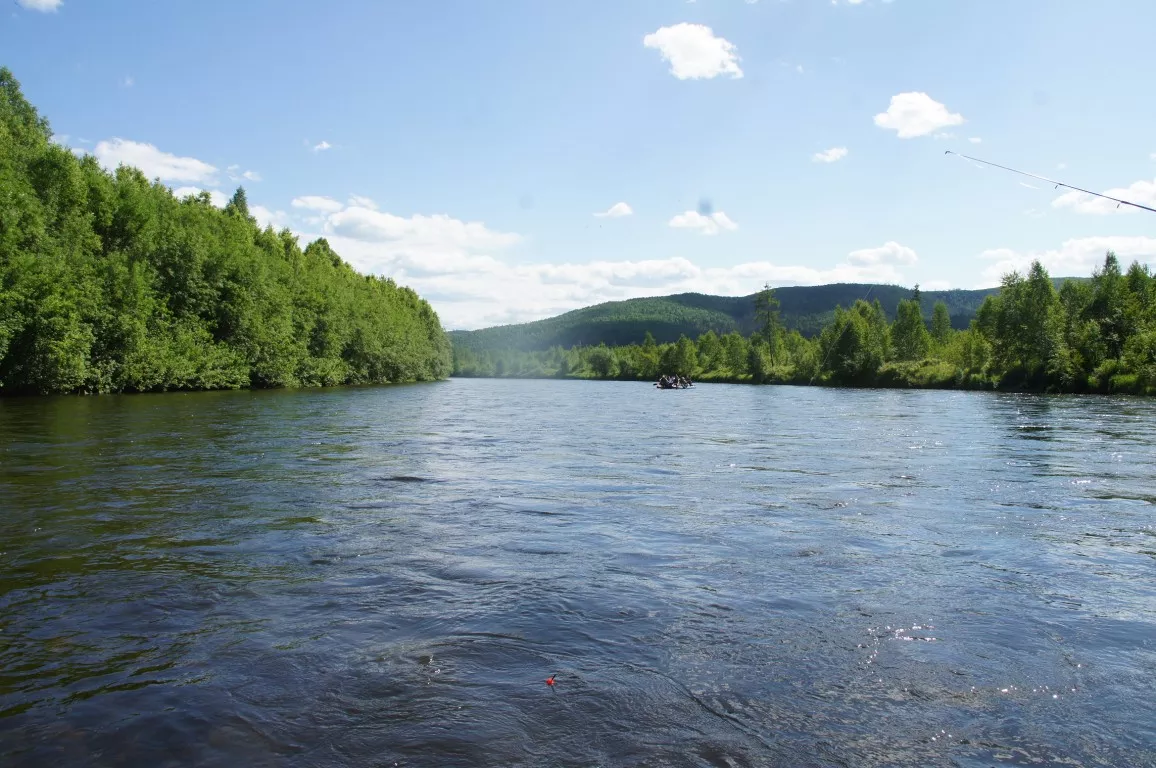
[945,151,1156,214]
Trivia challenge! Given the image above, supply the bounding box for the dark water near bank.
[1,380,1154,767]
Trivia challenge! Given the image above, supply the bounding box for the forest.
[453,255,1156,395]
[450,284,996,352]
[0,68,452,395]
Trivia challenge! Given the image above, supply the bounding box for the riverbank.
[452,358,1156,396]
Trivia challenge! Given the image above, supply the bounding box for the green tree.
[891,298,931,361]
[696,329,721,371]
[720,331,749,375]
[1087,251,1129,359]
[977,261,1063,383]
[748,342,772,383]
[660,334,698,376]
[754,284,784,363]
[587,345,617,378]
[930,301,952,346]
[0,68,452,395]
[819,300,890,383]
[225,186,251,220]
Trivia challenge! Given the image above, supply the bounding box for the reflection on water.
[1,381,1154,766]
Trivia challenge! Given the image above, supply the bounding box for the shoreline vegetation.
[453,256,1156,396]
[0,69,451,396]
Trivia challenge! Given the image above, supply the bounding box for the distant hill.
[451,283,1004,353]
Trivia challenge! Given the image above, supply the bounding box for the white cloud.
[1057,162,1067,170]
[668,210,738,235]
[594,202,633,218]
[312,140,332,152]
[323,228,924,329]
[251,205,290,230]
[432,250,914,329]
[291,195,344,213]
[1051,178,1156,215]
[226,165,261,183]
[978,236,1156,285]
[280,193,920,330]
[17,0,63,10]
[968,137,982,144]
[812,147,848,163]
[327,206,521,253]
[94,139,217,183]
[643,23,743,80]
[172,186,227,207]
[933,132,955,140]
[874,92,964,138]
[847,241,918,266]
[1150,153,1155,161]
[120,76,134,88]
[348,195,378,210]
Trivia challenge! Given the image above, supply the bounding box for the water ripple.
[1,381,1154,766]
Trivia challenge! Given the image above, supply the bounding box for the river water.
[1,379,1154,767]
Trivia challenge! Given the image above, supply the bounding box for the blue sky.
[4,0,1155,329]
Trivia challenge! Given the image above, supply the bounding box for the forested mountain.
[451,284,997,353]
[453,258,1156,396]
[0,68,451,395]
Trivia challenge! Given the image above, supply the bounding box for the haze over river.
[1,379,1154,767]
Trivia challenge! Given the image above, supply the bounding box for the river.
[1,379,1154,767]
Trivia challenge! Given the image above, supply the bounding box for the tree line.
[454,254,1156,395]
[450,284,997,354]
[0,68,451,395]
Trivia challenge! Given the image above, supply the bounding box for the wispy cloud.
[16,0,63,12]
[291,195,344,213]
[226,165,262,183]
[668,210,738,235]
[348,195,377,210]
[812,147,848,163]
[312,140,332,153]
[594,202,633,218]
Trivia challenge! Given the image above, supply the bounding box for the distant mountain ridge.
[451,283,1005,353]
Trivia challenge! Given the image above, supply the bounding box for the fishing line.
[945,151,1156,214]
[799,152,1151,386]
